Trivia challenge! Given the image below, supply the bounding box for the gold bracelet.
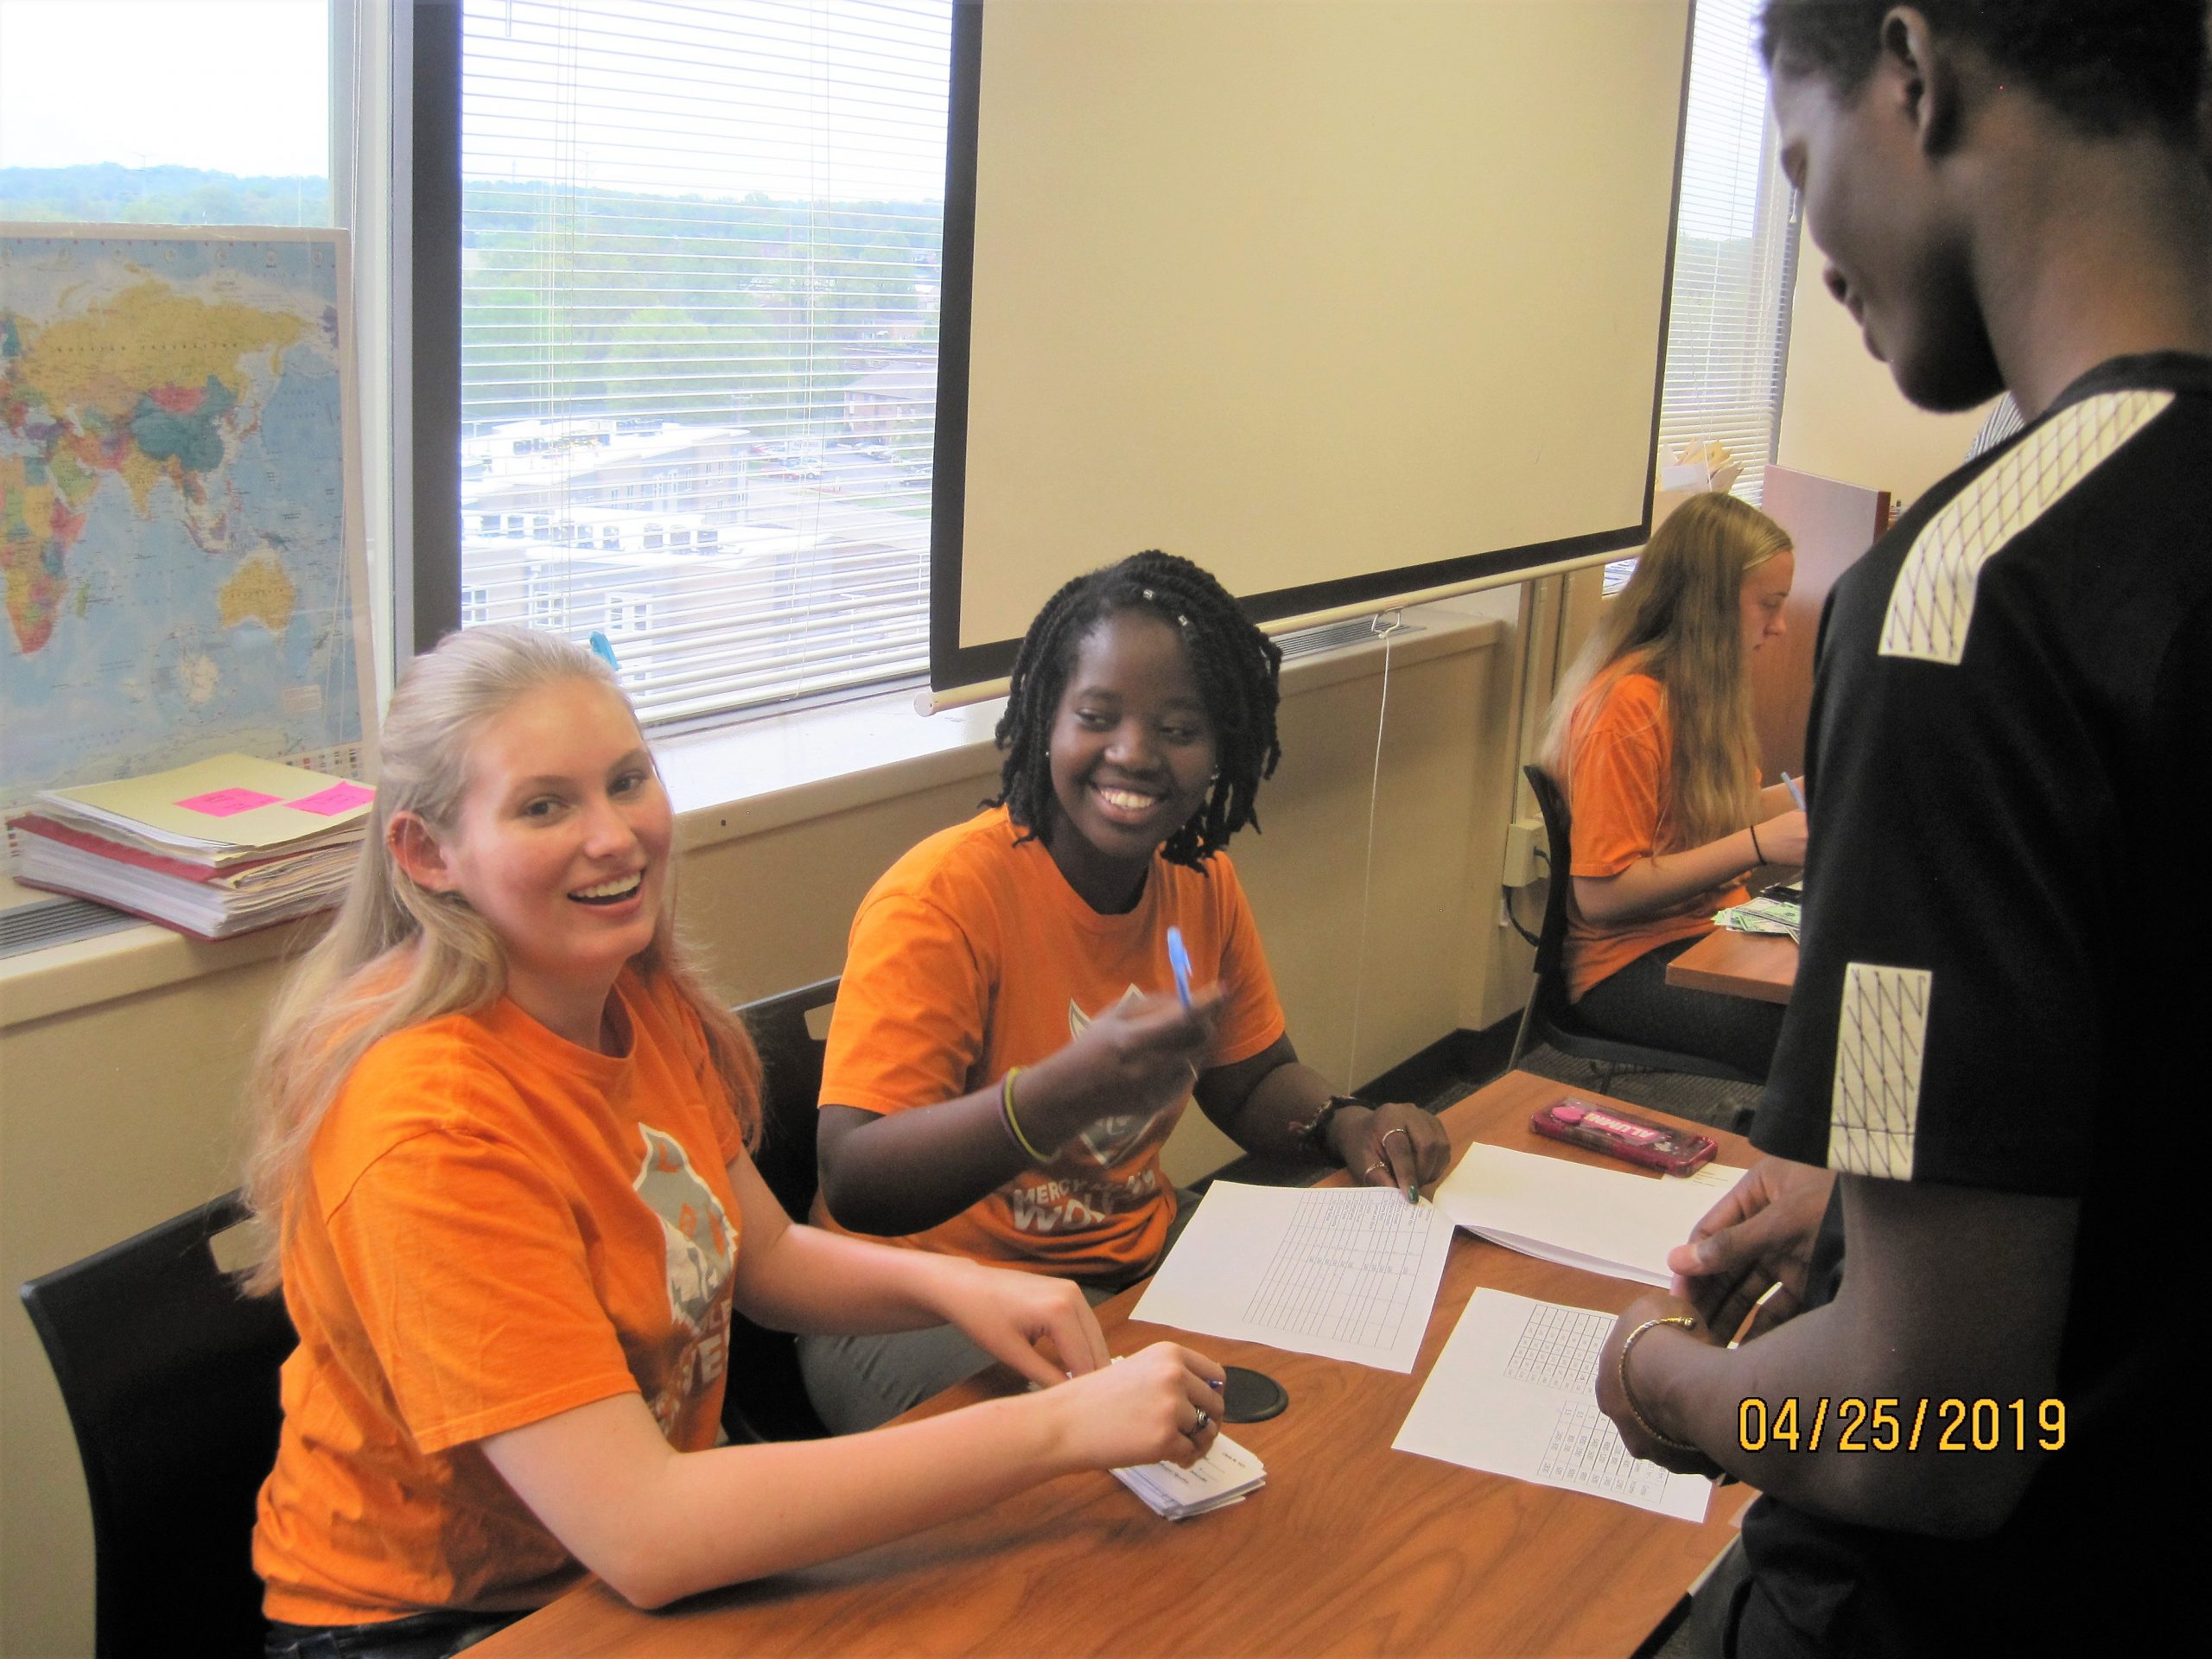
[1617,1316,1703,1454]
[1001,1065,1050,1163]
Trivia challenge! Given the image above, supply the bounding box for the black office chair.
[722,974,841,1444]
[1510,765,1764,1089]
[18,1191,296,1659]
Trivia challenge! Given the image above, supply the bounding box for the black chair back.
[725,975,840,1443]
[738,974,839,1224]
[1522,764,1580,1038]
[18,1192,296,1659]
[1510,764,1761,1086]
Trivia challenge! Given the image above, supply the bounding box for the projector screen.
[931,0,1695,692]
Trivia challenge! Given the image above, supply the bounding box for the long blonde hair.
[1540,493,1790,848]
[238,626,760,1294]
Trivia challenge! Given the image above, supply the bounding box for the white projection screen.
[931,0,1695,691]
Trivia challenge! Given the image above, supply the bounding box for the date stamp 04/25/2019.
[1737,1397,2067,1454]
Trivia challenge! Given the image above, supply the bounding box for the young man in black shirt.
[1592,3,2212,1652]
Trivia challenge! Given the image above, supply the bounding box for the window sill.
[0,599,1508,1028]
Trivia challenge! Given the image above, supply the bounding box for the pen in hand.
[1781,770,1805,811]
[1166,926,1194,1009]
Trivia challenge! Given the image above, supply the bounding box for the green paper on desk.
[1714,894,1800,942]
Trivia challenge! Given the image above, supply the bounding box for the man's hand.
[1668,1156,1835,1343]
[1594,1291,1723,1476]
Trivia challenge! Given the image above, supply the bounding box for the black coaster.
[1219,1364,1288,1423]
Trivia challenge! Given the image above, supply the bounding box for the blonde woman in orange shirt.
[241,627,1224,1658]
[1535,493,1808,1077]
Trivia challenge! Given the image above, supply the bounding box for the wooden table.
[475,1072,1755,1659]
[1666,928,1797,1005]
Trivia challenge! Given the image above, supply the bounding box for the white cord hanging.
[1344,609,1405,1091]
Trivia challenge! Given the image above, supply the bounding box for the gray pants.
[799,1186,1203,1435]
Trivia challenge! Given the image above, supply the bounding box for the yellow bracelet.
[1617,1315,1703,1454]
[1001,1065,1050,1163]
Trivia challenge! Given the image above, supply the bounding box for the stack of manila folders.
[10,753,373,939]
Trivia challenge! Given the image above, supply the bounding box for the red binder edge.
[9,813,290,884]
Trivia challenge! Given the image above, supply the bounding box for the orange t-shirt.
[254,968,747,1626]
[817,807,1287,1281]
[1561,670,1748,1001]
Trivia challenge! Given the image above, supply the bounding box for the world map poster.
[0,226,370,835]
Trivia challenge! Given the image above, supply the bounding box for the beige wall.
[1776,236,1996,508]
[0,612,1531,1658]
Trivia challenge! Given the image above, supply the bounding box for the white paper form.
[1435,1144,1738,1287]
[1130,1181,1455,1372]
[1393,1288,1712,1522]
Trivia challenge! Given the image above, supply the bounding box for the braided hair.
[989,550,1282,869]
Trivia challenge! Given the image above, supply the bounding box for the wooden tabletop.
[474,1072,1756,1659]
[1666,928,1797,1005]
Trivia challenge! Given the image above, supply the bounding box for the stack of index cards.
[1112,1432,1267,1520]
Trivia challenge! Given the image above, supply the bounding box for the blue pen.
[1781,770,1805,810]
[1166,926,1194,1008]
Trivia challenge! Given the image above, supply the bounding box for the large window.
[0,0,332,227]
[456,0,951,725]
[1655,0,1800,508]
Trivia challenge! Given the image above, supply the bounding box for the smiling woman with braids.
[800,550,1451,1433]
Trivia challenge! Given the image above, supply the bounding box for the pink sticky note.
[288,780,375,817]
[176,787,283,817]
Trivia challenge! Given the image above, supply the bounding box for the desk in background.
[1666,929,1796,1006]
[475,1072,1756,1659]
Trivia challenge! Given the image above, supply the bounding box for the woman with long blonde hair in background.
[1535,492,1807,1078]
[241,626,1224,1659]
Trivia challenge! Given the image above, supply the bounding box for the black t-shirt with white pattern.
[1737,353,2212,1656]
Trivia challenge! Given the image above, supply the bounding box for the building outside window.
[455,0,951,726]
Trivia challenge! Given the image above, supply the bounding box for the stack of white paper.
[1112,1432,1267,1520]
[10,754,372,938]
[1435,1145,1744,1287]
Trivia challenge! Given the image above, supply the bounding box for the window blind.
[1654,0,1798,509]
[458,0,951,724]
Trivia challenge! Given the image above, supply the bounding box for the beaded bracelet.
[1000,1065,1051,1163]
[1617,1315,1704,1455]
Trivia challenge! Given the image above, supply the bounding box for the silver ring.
[1186,1409,1211,1439]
